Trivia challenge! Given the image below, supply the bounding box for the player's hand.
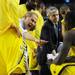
[35,39,48,46]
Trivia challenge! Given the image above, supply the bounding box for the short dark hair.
[26,2,37,11]
[60,4,70,15]
[64,11,75,31]
[19,0,27,4]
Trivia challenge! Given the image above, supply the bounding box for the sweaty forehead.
[32,14,38,20]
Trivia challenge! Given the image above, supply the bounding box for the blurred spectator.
[60,4,70,36]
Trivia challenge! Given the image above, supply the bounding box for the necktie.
[54,24,58,38]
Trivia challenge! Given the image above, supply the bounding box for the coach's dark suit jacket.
[37,19,62,65]
[40,19,58,53]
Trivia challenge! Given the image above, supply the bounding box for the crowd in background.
[0,0,75,75]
